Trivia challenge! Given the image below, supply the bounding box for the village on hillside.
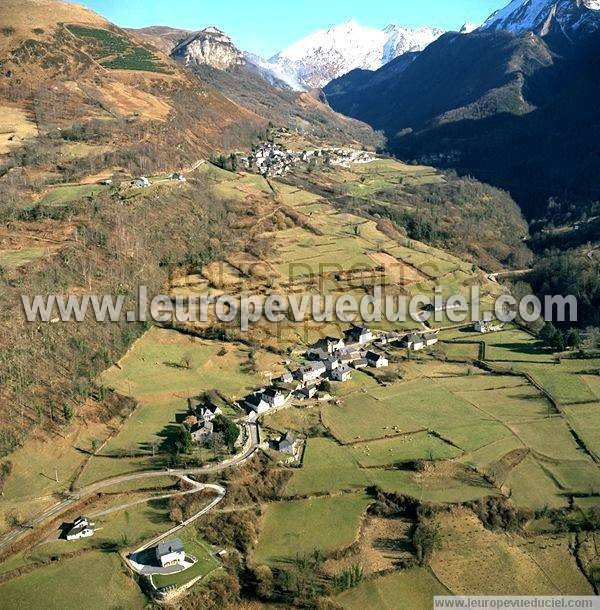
[240,142,375,177]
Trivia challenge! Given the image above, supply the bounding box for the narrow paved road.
[0,423,259,553]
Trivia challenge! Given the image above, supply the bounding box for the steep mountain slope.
[482,0,600,37]
[0,0,265,168]
[266,19,443,89]
[168,29,384,148]
[171,27,245,70]
[325,0,600,218]
[127,25,192,54]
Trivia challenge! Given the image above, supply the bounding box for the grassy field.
[336,567,448,610]
[0,247,50,270]
[40,183,109,206]
[254,493,372,564]
[0,551,146,610]
[352,433,462,467]
[285,438,368,496]
[430,509,592,595]
[77,327,270,484]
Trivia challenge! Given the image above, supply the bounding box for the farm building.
[66,516,95,541]
[423,332,439,347]
[156,538,186,567]
[402,332,425,351]
[276,431,299,455]
[171,172,186,182]
[366,351,389,368]
[132,176,150,188]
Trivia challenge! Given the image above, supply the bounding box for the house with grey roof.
[156,538,186,567]
[366,351,389,368]
[245,393,270,414]
[276,431,299,455]
[66,516,95,541]
[331,365,352,382]
[263,387,287,408]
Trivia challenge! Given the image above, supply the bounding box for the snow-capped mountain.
[266,19,443,90]
[481,0,600,37]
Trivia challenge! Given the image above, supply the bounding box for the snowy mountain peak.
[481,0,600,37]
[267,20,444,90]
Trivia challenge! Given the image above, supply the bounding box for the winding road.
[0,423,259,553]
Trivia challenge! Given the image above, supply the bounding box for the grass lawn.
[40,183,109,206]
[254,493,372,564]
[322,378,502,451]
[0,551,146,610]
[0,247,49,270]
[563,402,600,459]
[337,567,448,610]
[352,432,462,467]
[285,438,368,496]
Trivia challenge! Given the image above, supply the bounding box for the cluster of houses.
[184,397,223,442]
[239,142,375,177]
[242,326,439,418]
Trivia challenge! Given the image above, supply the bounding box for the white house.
[245,394,270,414]
[197,403,222,421]
[263,387,287,408]
[295,384,318,400]
[156,538,186,567]
[403,332,425,351]
[132,176,150,188]
[66,516,95,541]
[348,326,374,345]
[296,362,326,384]
[331,365,352,382]
[423,332,439,347]
[365,351,389,368]
[281,372,294,384]
[276,431,299,455]
[171,172,186,182]
[322,337,345,354]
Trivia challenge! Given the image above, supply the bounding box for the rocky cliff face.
[171,27,245,70]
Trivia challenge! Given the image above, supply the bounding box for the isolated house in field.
[245,394,270,414]
[132,176,150,188]
[156,538,186,567]
[171,172,186,182]
[403,332,425,351]
[296,362,326,384]
[347,326,374,345]
[190,420,213,442]
[276,431,299,455]
[331,365,352,382]
[366,351,389,368]
[263,387,287,408]
[99,178,113,186]
[423,332,439,347]
[66,516,95,541]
